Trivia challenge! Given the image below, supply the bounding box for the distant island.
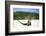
[13,11,39,20]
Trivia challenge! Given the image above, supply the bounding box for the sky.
[13,8,39,13]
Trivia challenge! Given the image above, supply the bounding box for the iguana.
[17,20,31,26]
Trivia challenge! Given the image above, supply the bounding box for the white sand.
[10,20,42,32]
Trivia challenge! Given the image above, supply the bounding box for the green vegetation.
[13,11,39,20]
